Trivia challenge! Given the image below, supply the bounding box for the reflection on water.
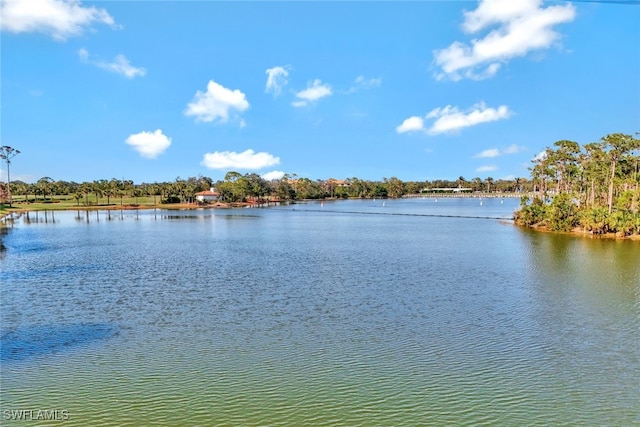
[1,199,638,426]
[0,234,6,261]
[1,324,118,363]
[524,228,640,307]
[20,210,57,224]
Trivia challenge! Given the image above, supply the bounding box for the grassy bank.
[0,194,255,220]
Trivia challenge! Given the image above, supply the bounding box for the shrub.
[161,195,181,204]
[545,193,579,232]
[580,206,609,234]
[607,210,638,237]
[515,196,546,227]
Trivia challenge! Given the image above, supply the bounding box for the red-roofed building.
[195,188,220,203]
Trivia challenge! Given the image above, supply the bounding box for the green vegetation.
[3,133,639,240]
[2,172,530,214]
[4,134,640,241]
[515,133,640,237]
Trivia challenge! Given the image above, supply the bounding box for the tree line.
[515,133,640,236]
[6,172,531,207]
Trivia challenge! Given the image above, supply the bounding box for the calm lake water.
[1,198,639,426]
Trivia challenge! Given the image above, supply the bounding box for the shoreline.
[516,222,640,241]
[0,201,262,219]
[3,200,638,241]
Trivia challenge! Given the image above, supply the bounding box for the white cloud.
[78,49,146,78]
[0,0,115,41]
[201,149,280,170]
[185,80,250,124]
[503,143,524,154]
[476,165,497,172]
[356,75,382,88]
[97,55,145,78]
[476,148,501,158]
[265,66,289,97]
[78,47,89,60]
[397,103,511,136]
[292,79,332,107]
[347,75,382,93]
[433,0,576,81]
[125,129,171,159]
[262,170,286,181]
[396,116,425,134]
[475,144,524,158]
[426,103,511,135]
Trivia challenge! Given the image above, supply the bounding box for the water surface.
[1,198,639,425]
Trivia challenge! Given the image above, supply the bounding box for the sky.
[1,0,639,184]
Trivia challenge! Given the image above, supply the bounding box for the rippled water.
[1,198,639,426]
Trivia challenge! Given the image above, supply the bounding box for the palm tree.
[80,182,92,206]
[37,177,54,202]
[123,180,134,200]
[11,181,28,203]
[457,176,466,189]
[514,177,522,193]
[149,183,160,205]
[471,177,482,192]
[172,179,186,203]
[108,179,120,205]
[132,187,142,205]
[97,179,112,205]
[485,177,494,193]
[93,181,103,205]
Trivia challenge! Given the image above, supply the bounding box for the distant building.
[327,178,351,187]
[195,188,220,203]
[422,187,473,193]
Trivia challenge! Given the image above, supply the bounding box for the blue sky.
[1,0,639,184]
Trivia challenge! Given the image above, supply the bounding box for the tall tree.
[385,177,404,198]
[0,146,21,206]
[457,176,466,189]
[37,177,54,202]
[93,180,104,204]
[550,140,581,193]
[485,177,494,193]
[601,133,639,213]
[581,142,607,208]
[245,173,269,201]
[80,182,92,206]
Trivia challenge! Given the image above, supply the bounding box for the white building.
[195,188,220,203]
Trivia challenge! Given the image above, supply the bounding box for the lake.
[1,198,639,426]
